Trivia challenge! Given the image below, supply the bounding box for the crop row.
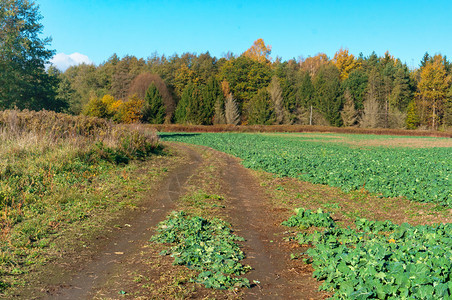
[152,211,250,290]
[283,208,452,299]
[160,133,451,206]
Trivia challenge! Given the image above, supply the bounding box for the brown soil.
[214,151,328,299]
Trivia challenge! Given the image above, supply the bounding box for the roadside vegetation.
[0,109,160,292]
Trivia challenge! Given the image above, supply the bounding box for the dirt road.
[16,143,326,299]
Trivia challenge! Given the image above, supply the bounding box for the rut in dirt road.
[40,148,202,300]
[217,152,325,300]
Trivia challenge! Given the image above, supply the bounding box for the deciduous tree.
[0,0,60,110]
[341,89,358,126]
[333,48,360,80]
[243,38,272,64]
[417,54,451,129]
[224,94,240,125]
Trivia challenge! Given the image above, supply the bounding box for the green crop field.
[160,132,452,207]
[283,208,452,299]
[161,132,452,298]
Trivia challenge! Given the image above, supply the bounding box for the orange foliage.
[221,80,231,98]
[117,95,145,124]
[243,38,272,64]
[333,48,360,80]
[299,53,329,77]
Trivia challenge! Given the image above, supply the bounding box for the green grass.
[0,117,160,292]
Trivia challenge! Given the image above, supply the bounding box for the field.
[160,132,452,206]
[1,118,451,299]
[160,132,452,299]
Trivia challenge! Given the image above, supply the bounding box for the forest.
[1,2,451,130]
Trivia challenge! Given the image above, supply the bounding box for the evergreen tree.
[297,71,314,109]
[174,83,203,124]
[389,64,414,111]
[213,98,226,124]
[341,69,368,110]
[142,83,166,124]
[218,56,272,113]
[225,94,240,125]
[174,84,192,123]
[201,77,223,124]
[313,64,342,126]
[247,89,275,125]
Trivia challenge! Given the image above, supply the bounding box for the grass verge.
[0,110,162,294]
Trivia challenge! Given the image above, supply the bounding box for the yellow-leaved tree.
[333,48,360,80]
[299,53,329,77]
[243,38,272,64]
[417,54,451,130]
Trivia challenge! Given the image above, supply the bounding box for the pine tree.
[201,77,223,124]
[247,89,275,125]
[174,83,192,123]
[142,83,166,124]
[225,94,240,125]
[313,64,342,126]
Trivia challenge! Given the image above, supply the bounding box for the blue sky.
[38,0,452,70]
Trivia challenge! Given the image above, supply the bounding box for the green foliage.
[201,77,224,125]
[281,208,335,229]
[83,96,109,118]
[161,133,452,207]
[405,101,420,129]
[283,210,452,299]
[247,89,275,125]
[341,69,368,111]
[152,211,250,290]
[313,64,343,126]
[174,83,204,124]
[218,56,272,112]
[0,0,61,111]
[142,83,166,124]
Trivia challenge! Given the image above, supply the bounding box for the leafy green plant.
[152,211,250,290]
[281,208,335,229]
[161,132,452,207]
[283,209,452,299]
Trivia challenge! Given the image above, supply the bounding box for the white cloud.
[50,52,93,71]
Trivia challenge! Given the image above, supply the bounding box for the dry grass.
[149,124,452,138]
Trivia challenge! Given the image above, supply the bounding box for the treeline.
[1,1,451,130]
[52,41,451,130]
